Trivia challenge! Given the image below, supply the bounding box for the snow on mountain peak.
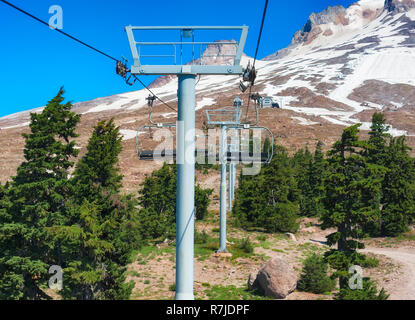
[357,0,386,10]
[263,0,414,61]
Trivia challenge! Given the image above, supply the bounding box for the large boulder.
[251,257,297,299]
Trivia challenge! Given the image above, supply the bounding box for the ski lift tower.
[125,26,249,300]
[206,107,242,253]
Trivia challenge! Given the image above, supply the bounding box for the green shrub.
[264,203,300,233]
[256,234,267,242]
[335,278,389,300]
[297,253,336,294]
[138,164,212,240]
[232,146,300,234]
[203,241,219,251]
[235,237,254,254]
[204,285,270,300]
[169,283,176,292]
[194,230,209,245]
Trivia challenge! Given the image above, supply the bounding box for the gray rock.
[285,233,297,242]
[255,257,297,299]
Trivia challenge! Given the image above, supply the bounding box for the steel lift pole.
[176,74,196,300]
[228,159,232,211]
[219,124,228,252]
[228,128,238,210]
[228,142,234,211]
[206,108,242,253]
[232,131,239,201]
[230,129,238,206]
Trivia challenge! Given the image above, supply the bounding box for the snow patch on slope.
[329,48,415,114]
[407,8,415,19]
[291,116,319,126]
[120,129,137,141]
[196,97,216,111]
[0,121,30,130]
[357,0,385,10]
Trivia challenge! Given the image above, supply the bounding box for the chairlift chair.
[136,124,214,162]
[136,123,176,161]
[226,125,274,164]
[205,106,274,164]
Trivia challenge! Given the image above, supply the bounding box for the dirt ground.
[126,216,415,300]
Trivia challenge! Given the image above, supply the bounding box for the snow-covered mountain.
[260,0,415,135]
[1,0,414,186]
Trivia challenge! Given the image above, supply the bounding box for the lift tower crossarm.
[125,26,249,75]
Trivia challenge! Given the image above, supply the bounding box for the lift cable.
[133,76,177,112]
[243,0,269,123]
[0,0,177,112]
[253,0,269,68]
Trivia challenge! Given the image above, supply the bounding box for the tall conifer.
[322,125,386,289]
[54,119,140,300]
[0,88,80,299]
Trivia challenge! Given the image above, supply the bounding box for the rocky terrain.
[125,214,415,300]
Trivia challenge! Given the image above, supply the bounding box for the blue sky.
[0,0,356,117]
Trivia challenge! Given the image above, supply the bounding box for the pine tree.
[138,164,177,240]
[361,112,390,235]
[232,146,300,233]
[335,278,389,300]
[308,141,326,217]
[0,88,80,300]
[381,136,415,236]
[366,112,390,167]
[72,119,123,203]
[296,142,327,217]
[138,163,213,241]
[364,112,415,236]
[297,253,335,294]
[322,124,385,250]
[322,124,386,289]
[52,119,140,300]
[292,147,313,217]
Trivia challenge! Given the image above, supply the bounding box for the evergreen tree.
[296,142,327,217]
[362,112,390,235]
[232,146,300,233]
[72,119,123,203]
[138,164,177,240]
[322,124,385,251]
[308,141,326,217]
[321,124,386,288]
[364,112,415,236]
[292,147,313,217]
[49,119,140,300]
[366,112,390,167]
[138,163,213,241]
[381,136,415,236]
[297,253,335,294]
[0,88,80,300]
[335,278,388,300]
